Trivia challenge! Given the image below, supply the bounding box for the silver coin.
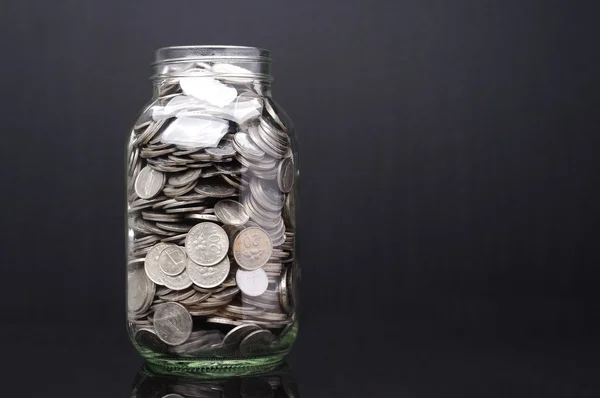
[165,205,207,214]
[135,166,166,199]
[128,266,155,314]
[221,324,261,349]
[187,256,230,289]
[185,214,219,222]
[236,268,269,297]
[205,317,243,326]
[153,302,193,346]
[205,139,236,157]
[283,192,295,229]
[134,328,168,353]
[264,98,287,132]
[158,245,187,276]
[185,222,229,266]
[194,181,237,198]
[239,329,276,355]
[233,132,265,159]
[144,243,168,285]
[214,199,249,226]
[277,157,294,193]
[160,288,196,302]
[155,222,192,233]
[168,169,202,187]
[162,269,193,291]
[233,227,273,271]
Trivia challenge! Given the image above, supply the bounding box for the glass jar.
[126,46,299,374]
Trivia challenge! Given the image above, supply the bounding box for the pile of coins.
[127,62,297,358]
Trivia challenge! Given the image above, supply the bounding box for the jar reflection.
[131,363,299,398]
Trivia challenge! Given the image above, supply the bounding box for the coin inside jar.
[158,245,187,276]
[233,227,273,271]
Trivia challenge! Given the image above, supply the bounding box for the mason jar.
[126,46,299,374]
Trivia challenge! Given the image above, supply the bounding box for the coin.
[233,132,265,160]
[205,139,236,157]
[158,245,187,276]
[195,180,237,198]
[153,302,193,346]
[239,329,276,355]
[168,169,202,187]
[135,166,166,199]
[162,269,193,291]
[134,328,169,353]
[128,267,155,314]
[214,199,249,226]
[187,256,230,288]
[233,227,273,270]
[221,324,260,349]
[185,222,229,266]
[236,268,269,297]
[185,214,219,222]
[144,243,168,285]
[277,157,294,193]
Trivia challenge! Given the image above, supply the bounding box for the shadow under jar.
[126,46,299,374]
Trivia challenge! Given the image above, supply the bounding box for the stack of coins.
[127,63,297,358]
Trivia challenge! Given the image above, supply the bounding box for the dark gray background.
[1,0,600,396]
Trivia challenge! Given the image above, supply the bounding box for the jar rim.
[154,45,271,65]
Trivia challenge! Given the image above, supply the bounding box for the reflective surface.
[132,363,299,398]
[5,316,600,397]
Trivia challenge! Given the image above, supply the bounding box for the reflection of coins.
[158,245,187,276]
[233,227,272,270]
[240,378,274,398]
[185,222,229,266]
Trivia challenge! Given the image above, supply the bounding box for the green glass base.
[145,353,288,378]
[134,321,298,377]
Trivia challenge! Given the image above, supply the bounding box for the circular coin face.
[158,245,187,276]
[277,157,295,193]
[144,243,168,285]
[135,166,165,199]
[187,256,230,289]
[233,227,273,270]
[185,222,229,266]
[153,302,193,346]
[214,199,249,226]
[236,268,269,297]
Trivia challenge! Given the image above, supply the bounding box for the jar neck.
[151,46,273,98]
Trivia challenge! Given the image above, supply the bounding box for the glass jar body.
[126,47,298,374]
